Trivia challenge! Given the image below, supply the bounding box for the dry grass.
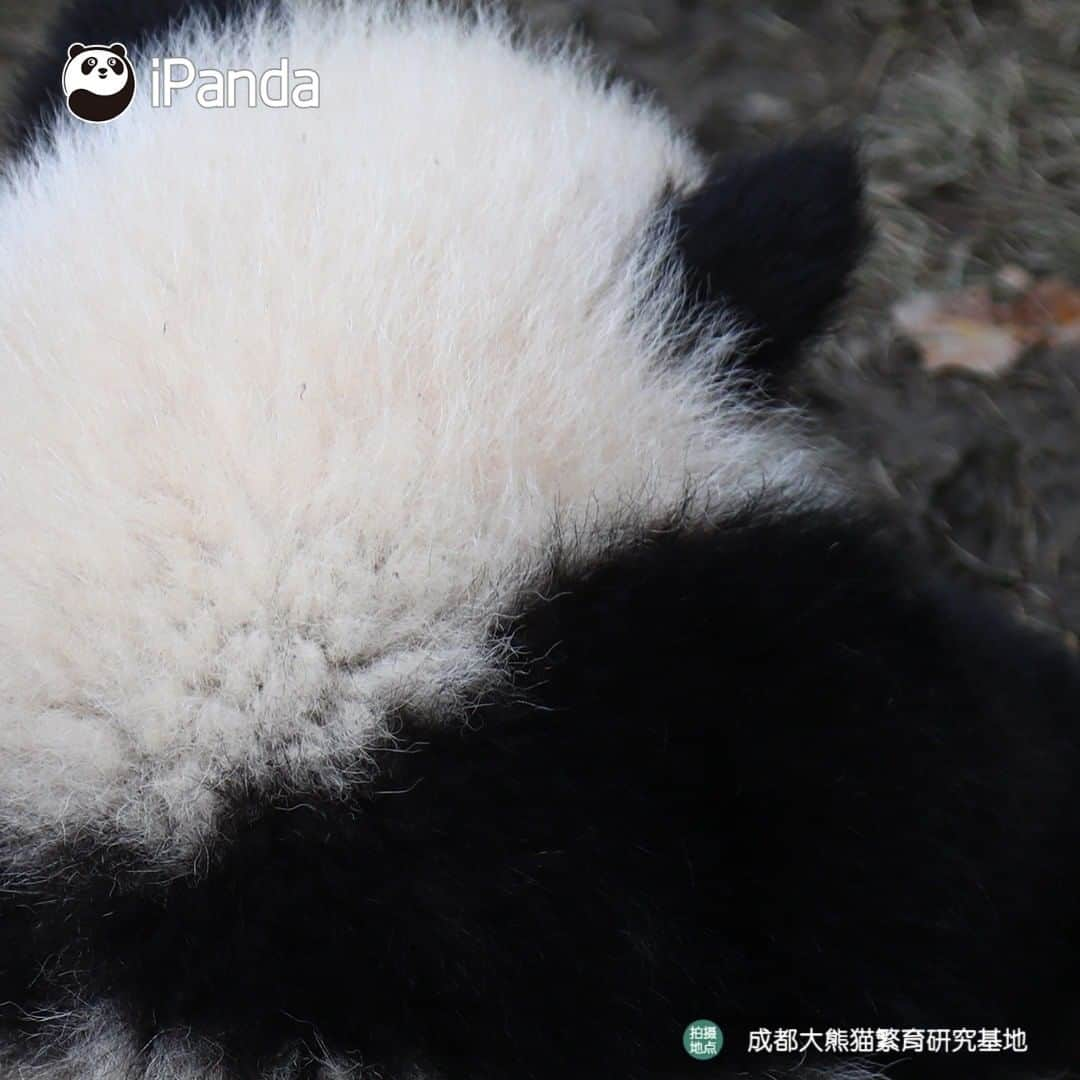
[860,1,1080,298]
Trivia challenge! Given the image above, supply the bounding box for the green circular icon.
[683,1020,723,1060]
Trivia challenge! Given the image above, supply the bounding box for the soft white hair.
[0,0,829,859]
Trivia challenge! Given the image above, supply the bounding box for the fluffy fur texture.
[3,506,1078,1078]
[1,2,1078,1079]
[0,0,833,855]
[672,139,869,382]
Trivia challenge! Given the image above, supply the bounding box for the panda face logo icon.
[62,42,136,124]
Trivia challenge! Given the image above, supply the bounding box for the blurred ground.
[2,0,1078,636]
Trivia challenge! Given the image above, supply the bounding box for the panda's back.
[0,0,820,845]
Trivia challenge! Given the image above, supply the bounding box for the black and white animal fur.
[1,2,1078,1079]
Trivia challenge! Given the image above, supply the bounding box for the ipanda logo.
[149,57,320,109]
[62,41,319,123]
[63,43,136,123]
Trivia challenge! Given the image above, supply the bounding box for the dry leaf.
[892,272,1080,374]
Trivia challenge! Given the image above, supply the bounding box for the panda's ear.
[108,43,127,58]
[68,43,87,60]
[672,138,869,384]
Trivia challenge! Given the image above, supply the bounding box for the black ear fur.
[673,138,869,383]
[109,42,127,58]
[67,43,87,59]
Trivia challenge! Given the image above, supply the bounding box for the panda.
[60,41,136,124]
[0,2,1078,1079]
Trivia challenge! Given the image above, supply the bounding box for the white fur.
[0,0,832,856]
[0,1001,359,1078]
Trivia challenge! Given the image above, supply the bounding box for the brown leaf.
[892,273,1080,374]
[893,291,1022,374]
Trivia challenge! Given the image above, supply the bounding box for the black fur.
[673,140,869,384]
[3,506,1078,1078]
